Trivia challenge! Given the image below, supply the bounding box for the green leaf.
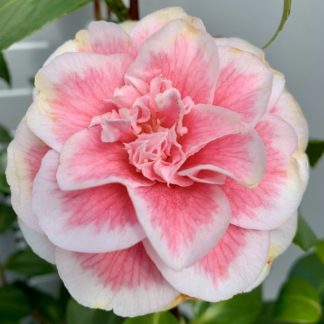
[0,204,16,233]
[289,253,324,301]
[274,278,322,323]
[293,214,317,251]
[0,0,92,50]
[315,240,324,263]
[263,0,292,48]
[66,298,124,324]
[105,0,129,22]
[0,125,12,144]
[16,282,63,324]
[124,312,179,324]
[192,288,262,324]
[0,173,10,194]
[0,285,31,322]
[0,51,11,86]
[0,124,11,144]
[5,248,56,277]
[255,302,283,324]
[306,140,324,167]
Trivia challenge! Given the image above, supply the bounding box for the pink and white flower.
[6,7,309,317]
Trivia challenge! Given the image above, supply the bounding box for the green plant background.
[0,1,323,323]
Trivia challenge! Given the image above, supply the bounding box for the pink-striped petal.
[128,183,231,270]
[146,225,270,301]
[57,126,151,190]
[181,104,243,155]
[131,7,205,47]
[213,46,273,126]
[27,53,132,151]
[76,21,136,56]
[56,243,179,317]
[180,130,266,188]
[126,19,219,104]
[33,150,144,253]
[271,89,309,151]
[18,219,56,264]
[224,115,307,230]
[6,120,49,232]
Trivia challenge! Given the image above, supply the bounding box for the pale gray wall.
[0,0,323,300]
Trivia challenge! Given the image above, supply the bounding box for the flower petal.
[131,7,205,47]
[33,150,145,253]
[267,70,286,111]
[27,53,132,151]
[271,89,309,152]
[244,212,298,291]
[224,115,307,230]
[126,19,219,104]
[56,243,179,317]
[128,183,231,270]
[6,120,49,232]
[181,104,243,155]
[146,225,270,301]
[57,126,151,190]
[215,37,264,59]
[213,46,273,126]
[180,130,266,188]
[76,21,136,56]
[18,219,56,264]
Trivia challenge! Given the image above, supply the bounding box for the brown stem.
[170,306,180,320]
[93,0,102,20]
[129,0,139,20]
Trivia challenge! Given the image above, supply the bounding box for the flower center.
[91,76,194,185]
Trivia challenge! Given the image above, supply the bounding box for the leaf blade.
[0,0,92,50]
[274,278,322,323]
[5,248,56,277]
[306,140,324,167]
[293,214,317,252]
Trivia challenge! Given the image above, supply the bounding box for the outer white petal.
[18,219,56,264]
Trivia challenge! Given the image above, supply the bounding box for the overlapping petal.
[18,219,56,264]
[33,150,145,253]
[180,129,266,187]
[146,225,270,301]
[128,183,231,270]
[56,243,179,317]
[126,19,219,104]
[224,115,307,230]
[76,21,136,56]
[6,120,49,232]
[131,7,205,47]
[213,46,273,126]
[57,126,151,190]
[27,53,132,151]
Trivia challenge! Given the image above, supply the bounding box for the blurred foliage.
[104,0,129,22]
[294,214,318,251]
[0,52,11,87]
[307,140,324,168]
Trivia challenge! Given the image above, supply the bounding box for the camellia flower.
[6,7,309,317]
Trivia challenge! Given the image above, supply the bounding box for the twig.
[93,0,102,20]
[129,0,139,20]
